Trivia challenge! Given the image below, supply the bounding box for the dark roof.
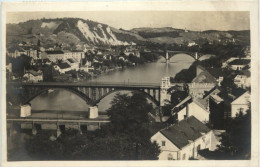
[160,116,211,149]
[58,63,71,69]
[216,88,247,104]
[229,59,250,65]
[45,50,64,54]
[67,58,75,63]
[206,68,224,78]
[192,71,217,83]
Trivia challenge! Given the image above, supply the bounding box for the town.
[5,16,251,161]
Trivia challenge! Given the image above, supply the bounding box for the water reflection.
[30,54,213,112]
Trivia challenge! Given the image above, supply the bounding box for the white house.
[231,91,250,118]
[151,116,213,160]
[54,63,72,74]
[173,97,210,123]
[228,59,250,70]
[23,70,43,83]
[234,70,250,89]
[45,50,64,62]
[63,50,85,61]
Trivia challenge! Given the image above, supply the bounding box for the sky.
[6,11,250,31]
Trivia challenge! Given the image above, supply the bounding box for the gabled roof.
[206,68,224,78]
[193,98,208,112]
[160,116,211,149]
[231,91,250,105]
[192,71,217,84]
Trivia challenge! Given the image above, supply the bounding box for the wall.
[188,83,216,98]
[179,130,212,160]
[231,104,249,117]
[151,132,180,160]
[177,102,209,123]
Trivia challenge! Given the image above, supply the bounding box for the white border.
[1,1,259,167]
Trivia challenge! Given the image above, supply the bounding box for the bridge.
[151,50,204,63]
[9,81,161,106]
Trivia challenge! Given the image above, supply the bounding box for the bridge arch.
[24,87,93,105]
[166,51,198,61]
[94,89,160,106]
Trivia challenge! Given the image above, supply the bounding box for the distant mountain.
[6,18,146,47]
[6,18,250,47]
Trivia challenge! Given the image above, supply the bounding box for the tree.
[217,106,251,159]
[103,92,160,160]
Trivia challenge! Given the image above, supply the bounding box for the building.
[188,66,217,98]
[44,50,64,62]
[54,63,72,74]
[172,96,210,123]
[231,91,250,118]
[23,70,43,83]
[151,116,213,160]
[66,58,79,71]
[209,88,250,120]
[233,70,251,88]
[228,59,250,70]
[7,47,26,58]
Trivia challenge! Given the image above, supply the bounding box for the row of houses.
[153,60,251,160]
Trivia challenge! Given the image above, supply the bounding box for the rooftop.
[229,59,250,65]
[45,50,64,54]
[192,71,217,84]
[160,116,211,149]
[58,63,71,69]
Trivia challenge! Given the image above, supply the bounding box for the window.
[162,141,166,146]
[182,153,186,160]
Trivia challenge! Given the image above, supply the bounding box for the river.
[30,54,213,112]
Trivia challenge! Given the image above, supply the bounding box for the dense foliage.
[217,107,251,159]
[24,92,160,160]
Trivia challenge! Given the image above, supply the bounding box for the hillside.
[6,18,250,47]
[6,18,146,47]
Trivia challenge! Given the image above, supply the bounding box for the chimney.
[186,102,189,119]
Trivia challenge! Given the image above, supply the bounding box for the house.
[209,88,249,120]
[171,96,210,123]
[45,50,64,62]
[63,50,84,61]
[206,68,225,86]
[151,116,213,160]
[23,70,43,83]
[66,58,79,70]
[54,63,71,74]
[228,59,250,70]
[188,66,217,98]
[233,70,250,88]
[231,91,250,118]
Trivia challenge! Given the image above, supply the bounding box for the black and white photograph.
[1,1,259,166]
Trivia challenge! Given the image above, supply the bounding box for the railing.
[10,81,161,87]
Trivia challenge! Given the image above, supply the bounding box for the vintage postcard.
[1,1,259,167]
